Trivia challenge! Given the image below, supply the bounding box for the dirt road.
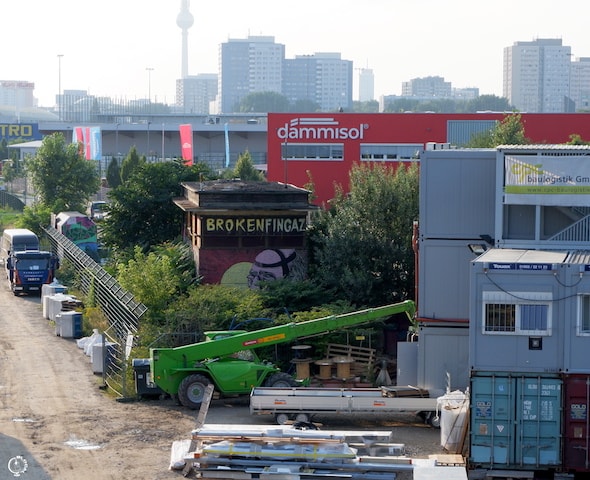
[0,284,442,479]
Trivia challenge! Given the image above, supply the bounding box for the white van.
[1,228,40,265]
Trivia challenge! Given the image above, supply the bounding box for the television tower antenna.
[176,0,194,79]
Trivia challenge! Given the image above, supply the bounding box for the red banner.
[179,124,193,166]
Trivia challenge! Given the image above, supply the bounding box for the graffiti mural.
[220,249,306,289]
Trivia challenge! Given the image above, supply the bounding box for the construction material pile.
[179,424,412,479]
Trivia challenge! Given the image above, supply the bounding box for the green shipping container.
[470,372,562,470]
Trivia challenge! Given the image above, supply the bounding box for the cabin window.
[482,291,551,336]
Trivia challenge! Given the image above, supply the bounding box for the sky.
[4,0,589,108]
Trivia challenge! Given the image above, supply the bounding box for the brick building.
[174,179,316,286]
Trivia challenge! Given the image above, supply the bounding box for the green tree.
[352,100,380,113]
[566,134,590,145]
[290,99,321,113]
[120,146,144,183]
[164,284,267,336]
[466,113,529,147]
[101,161,200,251]
[26,132,100,212]
[309,162,419,306]
[463,95,512,113]
[106,157,122,188]
[16,203,53,236]
[228,151,265,181]
[238,91,290,113]
[116,243,198,324]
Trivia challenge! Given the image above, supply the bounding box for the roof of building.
[176,179,317,212]
[0,105,59,122]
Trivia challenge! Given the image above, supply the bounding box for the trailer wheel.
[275,413,291,425]
[295,413,310,424]
[264,372,297,388]
[177,374,212,409]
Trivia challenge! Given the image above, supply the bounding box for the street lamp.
[57,54,64,120]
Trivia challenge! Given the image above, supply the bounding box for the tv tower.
[176,0,194,79]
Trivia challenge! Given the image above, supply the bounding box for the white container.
[437,390,469,454]
[41,280,67,298]
[47,293,75,321]
[54,314,63,336]
[56,311,82,339]
[91,342,117,374]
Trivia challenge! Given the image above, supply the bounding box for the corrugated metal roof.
[475,248,568,264]
[498,144,590,151]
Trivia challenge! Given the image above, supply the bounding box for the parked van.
[1,228,39,264]
[86,201,108,221]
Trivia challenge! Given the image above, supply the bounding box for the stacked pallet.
[181,425,413,479]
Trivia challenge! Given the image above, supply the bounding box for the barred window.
[482,292,551,336]
[485,303,515,332]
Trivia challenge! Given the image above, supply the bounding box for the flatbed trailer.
[250,386,440,426]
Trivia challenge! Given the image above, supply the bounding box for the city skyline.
[4,0,588,108]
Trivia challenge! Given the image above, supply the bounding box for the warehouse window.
[281,143,343,161]
[360,143,422,161]
[482,291,552,335]
[578,295,590,335]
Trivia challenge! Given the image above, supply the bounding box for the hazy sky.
[5,0,589,108]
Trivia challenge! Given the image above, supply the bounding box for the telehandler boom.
[150,300,415,408]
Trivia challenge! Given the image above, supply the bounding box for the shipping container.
[470,249,566,373]
[417,323,469,396]
[563,374,590,473]
[470,372,562,470]
[417,238,479,322]
[419,148,496,240]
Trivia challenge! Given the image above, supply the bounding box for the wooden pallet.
[325,343,376,378]
[428,454,465,466]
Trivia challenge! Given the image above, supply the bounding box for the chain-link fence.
[44,226,147,399]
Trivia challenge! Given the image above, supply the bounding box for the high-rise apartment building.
[0,81,35,108]
[570,57,590,111]
[503,38,572,113]
[176,74,218,114]
[283,53,353,111]
[401,76,452,98]
[219,36,285,113]
[358,68,375,102]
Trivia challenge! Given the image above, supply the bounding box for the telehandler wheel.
[178,374,212,409]
[264,372,298,388]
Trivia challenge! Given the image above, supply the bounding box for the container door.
[471,373,562,469]
[470,375,513,466]
[563,375,590,472]
[515,376,562,467]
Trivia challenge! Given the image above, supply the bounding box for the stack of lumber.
[381,386,430,398]
[181,425,413,479]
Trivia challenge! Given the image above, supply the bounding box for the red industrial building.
[266,113,590,206]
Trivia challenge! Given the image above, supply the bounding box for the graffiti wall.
[55,212,98,255]
[199,248,307,287]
